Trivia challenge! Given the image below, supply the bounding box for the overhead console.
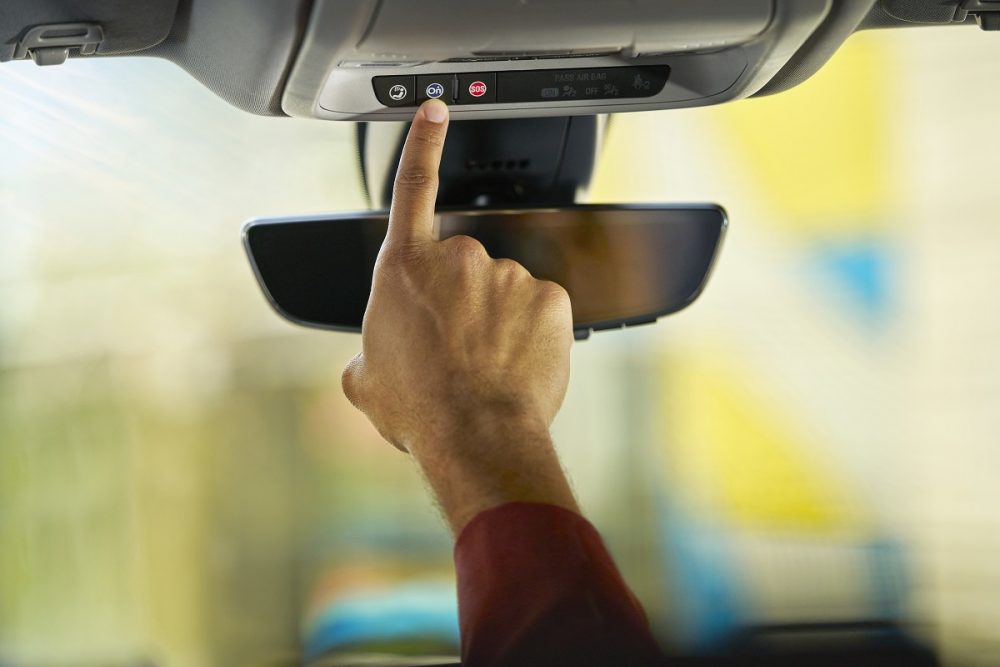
[5,0,987,118]
[283,0,840,121]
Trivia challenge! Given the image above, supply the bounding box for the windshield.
[2,28,998,666]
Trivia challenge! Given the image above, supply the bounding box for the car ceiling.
[0,0,986,119]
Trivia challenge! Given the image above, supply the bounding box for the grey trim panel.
[754,0,875,97]
[859,0,976,28]
[757,0,976,97]
[141,0,312,116]
[1,0,980,120]
[0,0,179,62]
[881,0,964,23]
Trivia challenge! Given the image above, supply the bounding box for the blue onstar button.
[425,82,445,99]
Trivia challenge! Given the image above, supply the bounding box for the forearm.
[408,413,579,534]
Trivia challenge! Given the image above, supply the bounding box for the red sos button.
[468,80,488,97]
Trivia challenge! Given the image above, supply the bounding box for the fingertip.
[420,99,449,124]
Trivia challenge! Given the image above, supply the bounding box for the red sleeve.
[454,502,664,667]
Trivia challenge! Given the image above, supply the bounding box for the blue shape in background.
[653,493,744,652]
[811,239,896,324]
[303,580,460,660]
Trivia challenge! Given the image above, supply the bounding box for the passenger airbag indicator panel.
[372,66,669,107]
[497,66,668,103]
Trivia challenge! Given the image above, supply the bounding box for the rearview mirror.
[243,205,726,339]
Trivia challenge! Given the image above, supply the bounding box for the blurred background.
[2,25,999,667]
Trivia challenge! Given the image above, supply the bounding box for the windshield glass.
[2,28,999,666]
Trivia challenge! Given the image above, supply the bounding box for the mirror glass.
[243,205,726,336]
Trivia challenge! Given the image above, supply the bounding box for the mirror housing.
[243,204,726,340]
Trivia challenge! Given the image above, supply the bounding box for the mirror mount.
[244,120,727,341]
[357,116,600,209]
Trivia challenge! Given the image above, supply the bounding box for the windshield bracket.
[959,0,1000,30]
[14,23,105,66]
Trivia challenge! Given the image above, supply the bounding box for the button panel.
[372,65,669,108]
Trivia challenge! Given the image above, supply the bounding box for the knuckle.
[394,168,438,191]
[494,258,524,275]
[495,258,533,287]
[412,127,446,150]
[538,280,571,307]
[443,235,487,265]
[378,242,424,272]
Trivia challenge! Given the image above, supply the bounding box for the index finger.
[386,99,450,247]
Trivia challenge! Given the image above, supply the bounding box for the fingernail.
[422,99,448,124]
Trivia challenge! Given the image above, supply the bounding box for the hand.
[341,100,579,532]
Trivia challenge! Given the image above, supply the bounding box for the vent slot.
[442,50,621,63]
[465,159,531,172]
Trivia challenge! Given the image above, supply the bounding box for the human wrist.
[406,406,579,534]
[407,400,550,458]
[399,387,547,450]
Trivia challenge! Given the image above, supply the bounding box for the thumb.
[341,352,410,454]
[341,353,368,410]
